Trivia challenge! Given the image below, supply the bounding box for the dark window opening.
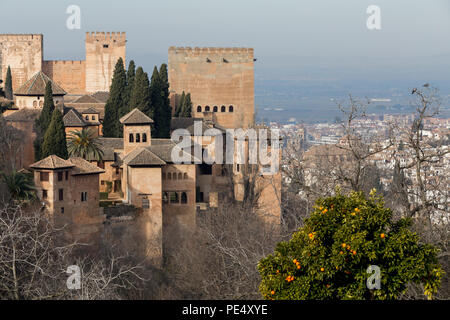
[142,133,147,143]
[61,207,64,214]
[199,163,213,175]
[129,133,134,143]
[163,192,169,204]
[213,106,218,112]
[42,190,48,199]
[40,172,49,181]
[81,192,88,202]
[205,106,210,112]
[167,173,171,180]
[181,192,187,204]
[58,172,63,181]
[59,189,64,201]
[229,105,234,112]
[136,133,141,143]
[197,106,202,112]
[103,44,109,48]
[170,192,179,204]
[65,171,69,180]
[221,106,226,112]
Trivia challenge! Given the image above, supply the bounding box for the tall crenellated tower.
[85,32,126,93]
[168,47,255,129]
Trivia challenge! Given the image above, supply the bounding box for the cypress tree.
[123,60,136,115]
[175,91,185,117]
[41,109,68,159]
[34,81,55,160]
[149,66,163,137]
[158,63,172,137]
[103,58,126,138]
[181,93,192,117]
[4,66,13,100]
[129,67,152,116]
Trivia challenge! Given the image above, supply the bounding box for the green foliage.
[150,64,172,138]
[4,66,13,100]
[124,60,136,109]
[67,128,104,161]
[129,67,152,116]
[181,93,192,117]
[41,109,68,159]
[99,192,109,200]
[103,58,126,138]
[174,91,185,117]
[258,191,443,300]
[0,170,35,200]
[34,81,55,160]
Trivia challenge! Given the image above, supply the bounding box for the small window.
[142,133,147,143]
[170,192,179,204]
[173,172,177,180]
[61,207,64,214]
[33,101,37,107]
[184,173,188,179]
[236,164,240,172]
[197,106,202,112]
[101,180,105,185]
[85,116,89,121]
[81,192,88,202]
[115,168,120,175]
[39,101,43,107]
[40,172,49,181]
[103,44,109,48]
[167,173,171,180]
[221,106,226,112]
[213,106,218,112]
[65,171,69,180]
[178,173,182,180]
[57,172,63,181]
[97,161,105,169]
[163,192,169,204]
[181,192,187,204]
[92,115,95,120]
[136,133,141,143]
[205,106,210,112]
[59,189,64,201]
[142,198,150,209]
[129,133,134,143]
[229,105,234,112]
[42,190,48,199]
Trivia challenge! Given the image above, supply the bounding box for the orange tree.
[258,191,443,300]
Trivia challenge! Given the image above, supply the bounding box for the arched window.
[197,106,202,112]
[181,192,187,204]
[39,101,43,107]
[92,115,95,120]
[184,173,188,179]
[170,192,179,204]
[205,106,210,112]
[178,173,182,180]
[229,105,234,112]
[173,172,177,180]
[167,173,171,180]
[85,116,89,120]
[142,133,147,143]
[33,101,37,107]
[129,133,134,143]
[136,133,141,143]
[213,106,218,112]
[162,192,169,204]
[221,106,226,112]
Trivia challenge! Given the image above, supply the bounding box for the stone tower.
[0,34,43,91]
[85,32,126,93]
[168,47,255,129]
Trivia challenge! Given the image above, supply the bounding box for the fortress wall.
[168,47,255,129]
[85,32,126,93]
[42,60,86,94]
[0,34,43,91]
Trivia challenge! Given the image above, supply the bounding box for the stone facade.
[0,32,125,95]
[168,47,255,129]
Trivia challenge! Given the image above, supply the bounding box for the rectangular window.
[170,192,179,204]
[40,172,49,182]
[65,171,69,180]
[81,192,88,202]
[61,207,64,214]
[42,190,48,199]
[59,189,64,201]
[142,198,150,209]
[101,180,105,185]
[58,172,63,181]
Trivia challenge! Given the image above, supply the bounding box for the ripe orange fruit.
[352,251,356,255]
[342,243,346,248]
[297,265,301,269]
[339,251,344,255]
[380,233,386,238]
[293,259,297,264]
[320,267,325,272]
[271,290,275,295]
[346,245,351,250]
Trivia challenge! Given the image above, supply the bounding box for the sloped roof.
[68,157,105,175]
[91,91,109,103]
[80,107,100,114]
[147,140,201,164]
[122,147,166,166]
[15,71,67,96]
[30,155,75,170]
[72,95,101,104]
[171,117,225,136]
[4,109,40,122]
[89,137,123,161]
[63,109,87,127]
[119,108,154,125]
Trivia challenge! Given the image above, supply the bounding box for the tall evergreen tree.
[158,64,172,137]
[181,93,192,117]
[4,66,13,100]
[123,60,136,115]
[34,81,55,160]
[174,91,185,117]
[41,109,68,159]
[103,58,126,138]
[129,67,152,116]
[149,66,163,137]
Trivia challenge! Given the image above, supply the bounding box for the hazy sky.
[1,0,450,83]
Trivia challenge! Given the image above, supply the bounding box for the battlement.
[169,46,253,57]
[0,34,43,42]
[44,60,84,65]
[85,32,126,42]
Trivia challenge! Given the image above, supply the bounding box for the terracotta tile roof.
[64,104,105,120]
[91,91,109,103]
[119,108,154,125]
[68,157,105,175]
[90,137,124,161]
[14,71,67,96]
[30,155,75,170]
[4,109,40,122]
[72,95,101,104]
[147,140,201,164]
[80,107,100,114]
[171,118,225,136]
[122,147,166,166]
[63,109,87,127]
